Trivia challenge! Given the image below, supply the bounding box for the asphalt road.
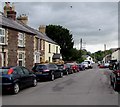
[2,64,119,105]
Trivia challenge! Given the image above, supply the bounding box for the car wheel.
[51,74,55,81]
[113,77,118,91]
[32,79,37,87]
[66,71,68,75]
[13,83,19,94]
[60,72,63,77]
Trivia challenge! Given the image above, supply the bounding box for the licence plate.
[36,72,42,74]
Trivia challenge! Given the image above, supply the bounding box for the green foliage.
[92,50,112,62]
[46,25,74,61]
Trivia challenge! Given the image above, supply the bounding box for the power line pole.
[80,38,82,50]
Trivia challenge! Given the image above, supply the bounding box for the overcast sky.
[1,1,119,53]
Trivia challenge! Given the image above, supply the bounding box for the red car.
[66,63,79,73]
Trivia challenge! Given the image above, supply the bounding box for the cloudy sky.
[1,1,119,53]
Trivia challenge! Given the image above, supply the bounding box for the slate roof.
[0,11,59,45]
[17,20,58,45]
[0,12,35,35]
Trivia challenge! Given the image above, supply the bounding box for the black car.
[56,64,73,75]
[110,62,120,91]
[0,66,37,94]
[32,64,63,81]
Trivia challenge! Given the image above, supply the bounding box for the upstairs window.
[18,32,25,47]
[56,46,58,53]
[0,28,5,44]
[18,52,25,66]
[49,44,51,53]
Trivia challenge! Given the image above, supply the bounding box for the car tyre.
[60,72,63,78]
[13,83,19,94]
[51,73,55,81]
[32,79,37,87]
[66,71,68,75]
[113,77,119,91]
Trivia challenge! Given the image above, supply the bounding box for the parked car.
[110,62,120,91]
[78,63,85,71]
[84,60,93,68]
[64,63,74,74]
[104,63,110,68]
[32,64,63,81]
[66,63,79,73]
[0,66,37,94]
[99,63,109,68]
[56,64,73,75]
[82,62,89,69]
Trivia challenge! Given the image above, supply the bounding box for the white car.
[84,60,93,68]
[82,62,89,69]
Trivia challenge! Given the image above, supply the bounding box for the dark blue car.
[0,66,37,94]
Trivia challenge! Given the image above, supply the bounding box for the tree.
[46,25,74,61]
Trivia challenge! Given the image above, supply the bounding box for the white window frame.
[0,28,5,45]
[18,32,25,47]
[18,51,25,66]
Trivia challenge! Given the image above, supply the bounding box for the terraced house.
[0,2,62,69]
[17,15,61,63]
[0,14,36,70]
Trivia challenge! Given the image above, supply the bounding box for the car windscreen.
[82,62,88,64]
[36,65,47,71]
[0,69,9,74]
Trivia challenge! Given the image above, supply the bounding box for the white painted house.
[83,55,94,63]
[111,48,120,61]
[39,25,61,63]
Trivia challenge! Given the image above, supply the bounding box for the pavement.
[2,64,119,105]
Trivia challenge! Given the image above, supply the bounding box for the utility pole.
[80,38,82,50]
[104,44,106,63]
[80,38,82,62]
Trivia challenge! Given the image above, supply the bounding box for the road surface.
[2,64,119,105]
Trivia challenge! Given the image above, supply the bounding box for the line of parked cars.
[1,61,93,94]
[109,61,120,91]
[98,60,120,92]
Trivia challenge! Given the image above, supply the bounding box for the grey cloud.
[12,2,118,52]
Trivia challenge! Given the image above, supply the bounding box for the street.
[2,64,118,105]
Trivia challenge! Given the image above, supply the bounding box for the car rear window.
[36,65,47,70]
[57,65,64,69]
[0,69,9,74]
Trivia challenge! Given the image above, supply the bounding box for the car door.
[52,64,60,78]
[13,67,26,88]
[21,67,33,87]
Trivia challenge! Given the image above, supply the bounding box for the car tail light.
[8,68,13,75]
[43,69,49,72]
[63,65,66,70]
[117,72,120,76]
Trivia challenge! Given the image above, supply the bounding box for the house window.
[40,39,44,50]
[18,52,25,66]
[18,32,25,47]
[0,28,5,44]
[56,46,58,53]
[49,44,51,53]
[49,57,51,62]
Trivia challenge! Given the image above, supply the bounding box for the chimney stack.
[39,25,46,34]
[4,2,16,20]
[17,14,28,25]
